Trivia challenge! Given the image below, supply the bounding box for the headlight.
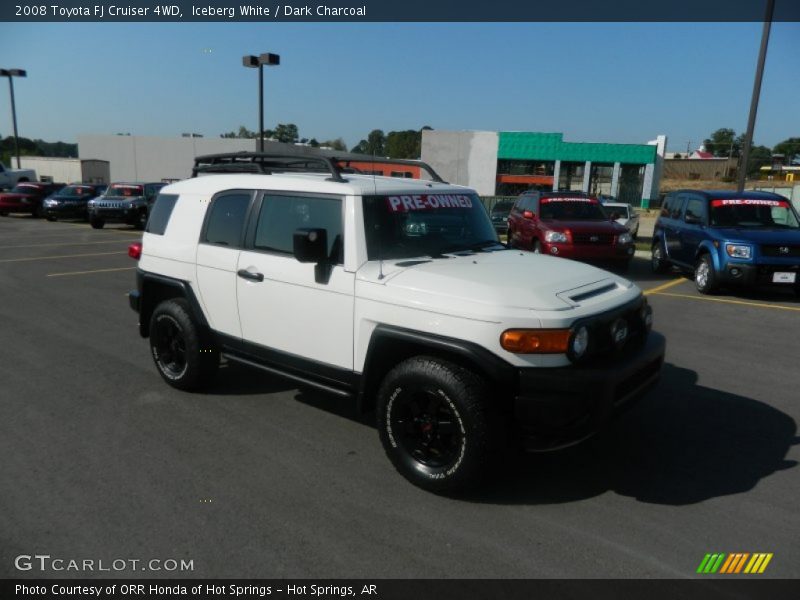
[570,325,589,359]
[617,232,633,245]
[544,231,569,243]
[44,199,58,206]
[640,298,653,332]
[726,244,751,259]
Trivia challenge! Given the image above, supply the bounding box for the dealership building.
[421,130,667,207]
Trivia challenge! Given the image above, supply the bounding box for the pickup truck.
[0,161,37,190]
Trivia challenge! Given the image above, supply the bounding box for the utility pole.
[738,0,775,192]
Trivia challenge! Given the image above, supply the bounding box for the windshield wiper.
[440,239,505,254]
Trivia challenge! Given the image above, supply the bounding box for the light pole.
[737,0,774,192]
[0,68,27,168]
[242,53,280,152]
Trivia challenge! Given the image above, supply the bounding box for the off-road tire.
[148,298,219,391]
[376,356,495,493]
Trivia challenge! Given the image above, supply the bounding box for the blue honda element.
[652,190,800,294]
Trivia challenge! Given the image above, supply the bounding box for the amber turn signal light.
[500,329,571,353]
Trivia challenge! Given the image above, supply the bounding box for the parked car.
[490,200,514,235]
[127,152,664,493]
[42,183,106,221]
[0,182,64,217]
[652,190,800,294]
[507,190,635,268]
[0,161,36,190]
[602,202,640,239]
[87,182,165,229]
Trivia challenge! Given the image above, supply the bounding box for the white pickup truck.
[0,161,37,190]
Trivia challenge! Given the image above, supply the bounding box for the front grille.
[572,233,613,245]
[761,245,800,258]
[95,201,126,209]
[575,298,648,364]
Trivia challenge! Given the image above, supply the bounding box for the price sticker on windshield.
[711,199,789,207]
[386,194,473,212]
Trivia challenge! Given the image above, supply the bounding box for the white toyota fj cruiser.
[128,153,665,492]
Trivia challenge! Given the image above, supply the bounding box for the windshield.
[56,185,93,198]
[602,205,630,219]
[106,184,143,198]
[540,197,606,220]
[10,184,39,194]
[491,201,514,215]
[363,193,500,259]
[710,199,800,229]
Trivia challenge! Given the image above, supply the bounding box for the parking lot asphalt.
[1,214,798,579]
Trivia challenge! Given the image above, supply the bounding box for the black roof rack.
[191,152,447,183]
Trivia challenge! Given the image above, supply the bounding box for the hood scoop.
[557,279,620,306]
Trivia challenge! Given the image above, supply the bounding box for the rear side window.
[146,194,179,235]
[203,192,251,247]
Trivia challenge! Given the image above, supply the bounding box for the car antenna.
[372,151,385,280]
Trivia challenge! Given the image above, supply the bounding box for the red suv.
[0,182,64,218]
[507,191,635,267]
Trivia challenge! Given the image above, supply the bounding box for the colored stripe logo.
[697,553,773,574]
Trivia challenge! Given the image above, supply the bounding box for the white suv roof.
[164,173,470,197]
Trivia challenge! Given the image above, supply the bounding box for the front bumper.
[541,241,635,261]
[718,261,800,288]
[0,201,34,214]
[514,331,666,450]
[44,203,88,218]
[88,206,140,223]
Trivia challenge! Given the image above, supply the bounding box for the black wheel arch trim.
[133,268,210,338]
[357,324,518,413]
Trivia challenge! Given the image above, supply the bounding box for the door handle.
[237,269,264,282]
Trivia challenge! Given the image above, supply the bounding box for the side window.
[146,194,179,235]
[669,195,685,219]
[203,192,251,247]
[684,197,706,223]
[254,194,344,264]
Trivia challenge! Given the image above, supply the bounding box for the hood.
[541,219,626,234]
[711,227,800,244]
[357,249,636,315]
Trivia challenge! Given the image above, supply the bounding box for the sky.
[0,21,798,153]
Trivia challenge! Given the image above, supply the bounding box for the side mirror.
[293,228,328,263]
[522,210,535,219]
[684,214,701,225]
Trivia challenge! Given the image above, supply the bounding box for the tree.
[746,145,773,176]
[219,125,257,139]
[320,138,347,152]
[365,129,386,156]
[273,123,299,144]
[350,140,368,154]
[308,138,319,148]
[703,128,740,157]
[773,137,800,164]
[385,130,421,159]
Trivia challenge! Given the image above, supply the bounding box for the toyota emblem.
[590,235,599,242]
[779,246,789,254]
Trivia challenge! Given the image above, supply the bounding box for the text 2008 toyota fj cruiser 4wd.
[128,153,665,492]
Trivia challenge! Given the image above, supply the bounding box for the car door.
[677,195,708,265]
[236,191,355,371]
[194,190,253,339]
[662,193,686,261]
